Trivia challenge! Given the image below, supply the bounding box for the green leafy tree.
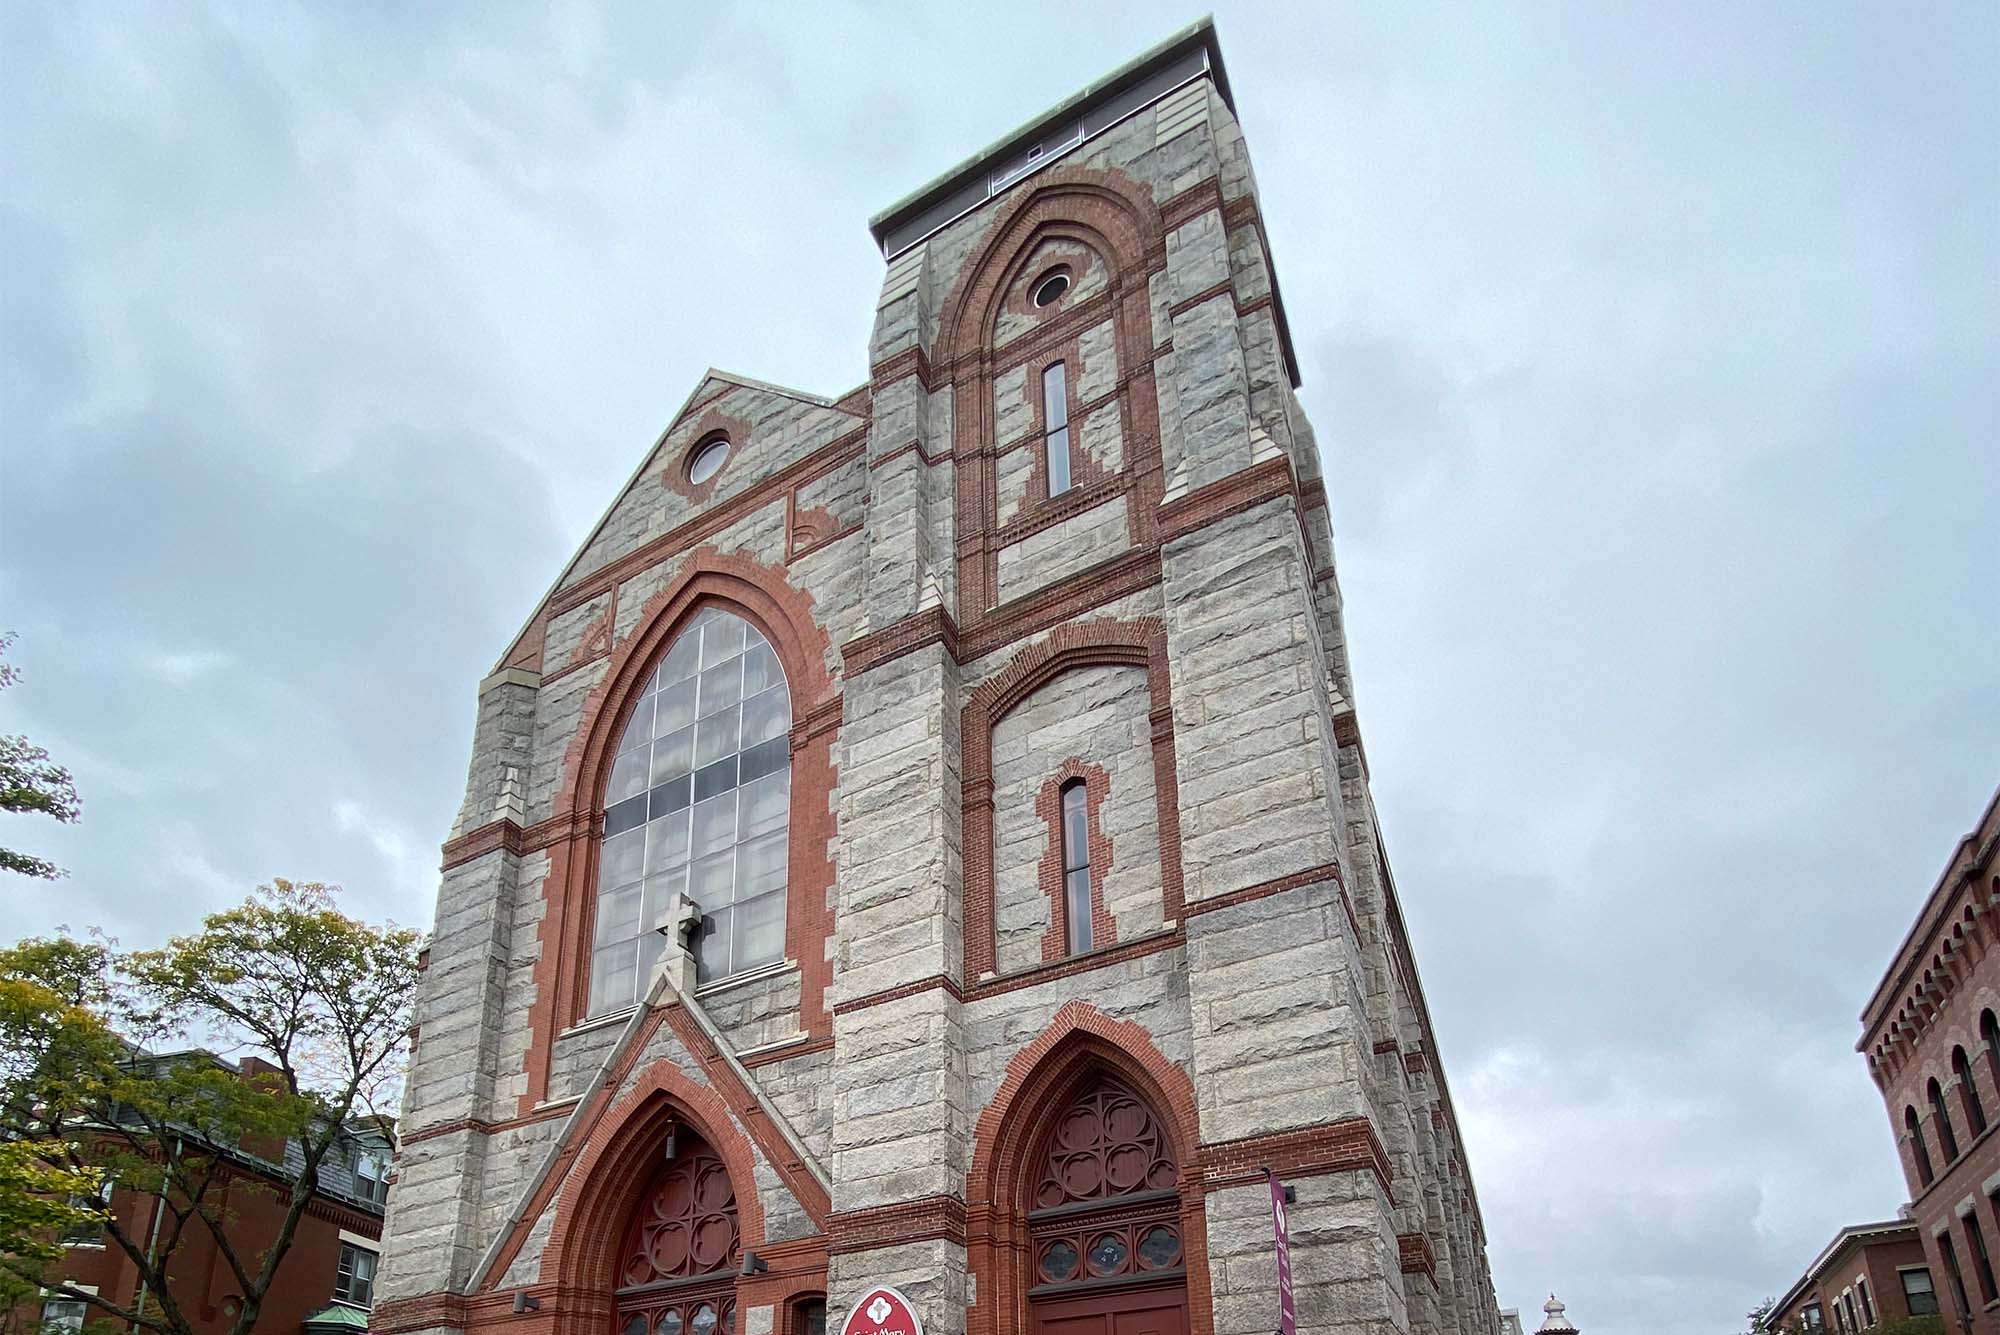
[0,881,419,1335]
[1742,1297,1776,1333]
[0,634,82,880]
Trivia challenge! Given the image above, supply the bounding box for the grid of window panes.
[335,1242,378,1307]
[592,609,791,1013]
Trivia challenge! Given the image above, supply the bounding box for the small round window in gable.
[1031,267,1072,308]
[687,435,731,485]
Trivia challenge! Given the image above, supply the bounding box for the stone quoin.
[373,19,1500,1335]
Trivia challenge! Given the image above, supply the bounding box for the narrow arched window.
[1931,1076,1961,1162]
[1043,362,1072,496]
[1982,1009,2000,1094]
[1908,1104,1935,1186]
[1956,1044,1988,1136]
[593,608,791,1012]
[1060,779,1091,955]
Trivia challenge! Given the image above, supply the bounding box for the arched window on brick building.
[1982,1009,2000,1095]
[1908,1104,1935,1186]
[593,607,792,1011]
[1955,1044,1988,1136]
[1930,1076,1962,1162]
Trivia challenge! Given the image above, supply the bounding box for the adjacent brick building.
[16,1052,392,1334]
[374,21,1499,1335]
[1768,1220,1939,1333]
[1862,785,2000,1334]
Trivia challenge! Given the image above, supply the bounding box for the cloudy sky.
[3,3,1996,1330]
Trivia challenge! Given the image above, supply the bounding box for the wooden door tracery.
[1025,1074,1188,1326]
[613,1129,740,1335]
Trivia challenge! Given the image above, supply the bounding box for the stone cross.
[650,893,702,998]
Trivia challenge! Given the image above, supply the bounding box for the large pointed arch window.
[593,608,791,1013]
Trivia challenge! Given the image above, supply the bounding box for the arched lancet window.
[1059,779,1092,956]
[1908,1104,1935,1186]
[1043,362,1072,497]
[614,1125,739,1335]
[1956,1044,1988,1136]
[1930,1076,1961,1162]
[1029,1075,1183,1294]
[594,607,791,1012]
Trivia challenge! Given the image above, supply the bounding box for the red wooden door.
[1031,1286,1188,1335]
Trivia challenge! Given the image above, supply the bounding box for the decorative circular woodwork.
[1035,1078,1178,1210]
[618,1140,739,1287]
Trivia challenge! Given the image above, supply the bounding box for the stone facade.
[374,20,1498,1335]
[1860,784,2000,1335]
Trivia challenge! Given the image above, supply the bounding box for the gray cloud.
[3,4,1995,1332]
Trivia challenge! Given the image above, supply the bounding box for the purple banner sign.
[1270,1171,1296,1335]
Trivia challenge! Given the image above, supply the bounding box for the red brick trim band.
[830,973,964,1017]
[826,1194,969,1254]
[1197,1118,1395,1197]
[1180,863,1343,918]
[1398,1231,1439,1282]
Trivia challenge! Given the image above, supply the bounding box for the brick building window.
[1956,1044,1988,1136]
[1060,779,1093,955]
[1900,1266,1938,1316]
[1984,1009,2000,1102]
[1801,1301,1824,1330]
[1967,1213,1998,1304]
[1938,1233,1972,1323]
[1930,1077,1962,1161]
[594,608,791,1011]
[335,1242,378,1308]
[1043,362,1072,496]
[1843,1291,1860,1331]
[41,1298,89,1335]
[1856,1277,1874,1325]
[1907,1105,1935,1186]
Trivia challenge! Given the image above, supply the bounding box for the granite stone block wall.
[376,34,1497,1335]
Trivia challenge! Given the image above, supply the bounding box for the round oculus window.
[1032,269,1071,307]
[688,437,731,485]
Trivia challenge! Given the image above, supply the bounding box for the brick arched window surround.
[930,168,1170,623]
[966,1002,1211,1335]
[1037,761,1115,961]
[540,1064,767,1301]
[1930,1076,1962,1162]
[1955,1044,1989,1136]
[962,619,1185,982]
[1982,1009,2000,1097]
[521,550,840,1114]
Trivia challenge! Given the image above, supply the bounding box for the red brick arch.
[930,167,1170,622]
[965,1001,1211,1335]
[521,548,842,1112]
[935,167,1163,367]
[962,619,1184,981]
[543,1062,767,1299]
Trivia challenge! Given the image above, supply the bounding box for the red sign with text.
[1270,1173,1296,1335]
[840,1285,924,1335]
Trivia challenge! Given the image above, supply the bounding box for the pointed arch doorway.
[1020,1075,1191,1335]
[610,1125,741,1335]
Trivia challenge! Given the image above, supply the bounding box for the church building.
[374,21,1500,1335]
